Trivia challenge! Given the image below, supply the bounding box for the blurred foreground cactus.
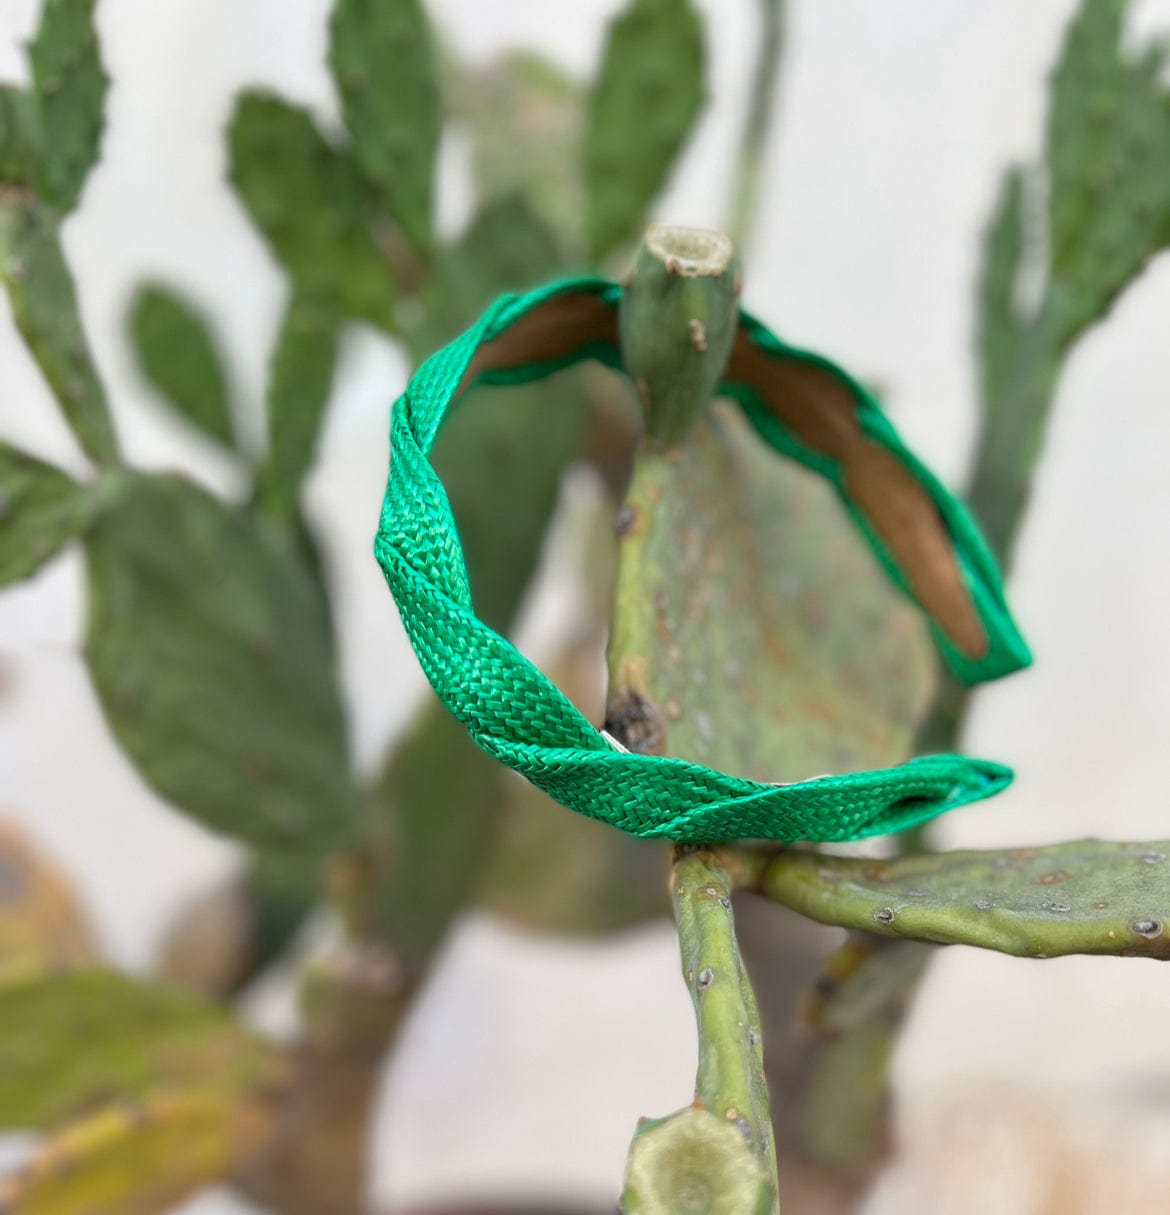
[2,0,1170,1213]
[0,0,703,1209]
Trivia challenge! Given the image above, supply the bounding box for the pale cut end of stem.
[619,224,741,448]
[643,224,735,278]
[622,1106,774,1215]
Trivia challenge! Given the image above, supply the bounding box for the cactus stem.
[622,848,779,1213]
[618,224,739,448]
[613,227,778,1213]
[728,0,786,251]
[737,839,1170,959]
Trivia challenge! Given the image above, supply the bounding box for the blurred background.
[2,1,1170,1213]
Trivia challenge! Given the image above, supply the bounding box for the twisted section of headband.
[375,277,1030,844]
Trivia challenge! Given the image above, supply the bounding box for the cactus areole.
[375,239,1031,844]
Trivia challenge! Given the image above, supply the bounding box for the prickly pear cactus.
[5,1,1170,1213]
[970,0,1170,562]
[0,965,286,1215]
[0,443,94,586]
[227,91,399,329]
[26,0,107,214]
[2,5,714,1208]
[0,201,118,465]
[1045,0,1170,343]
[128,284,235,448]
[975,168,1027,420]
[585,0,705,260]
[0,0,710,1211]
[84,472,357,852]
[0,87,36,184]
[255,292,341,519]
[0,968,284,1128]
[329,0,440,255]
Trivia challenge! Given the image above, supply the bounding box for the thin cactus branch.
[612,226,778,1213]
[616,223,739,449]
[624,847,778,1214]
[728,0,785,250]
[674,850,773,1155]
[0,199,119,467]
[909,2,1170,776]
[605,224,742,759]
[735,839,1170,960]
[788,9,1170,1189]
[234,943,410,1215]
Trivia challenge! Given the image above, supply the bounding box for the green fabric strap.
[375,277,1031,844]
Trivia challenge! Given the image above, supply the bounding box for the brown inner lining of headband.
[456,291,988,660]
[727,329,988,659]
[457,291,620,396]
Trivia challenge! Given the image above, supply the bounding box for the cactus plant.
[26,0,107,214]
[585,0,705,260]
[0,200,117,466]
[2,1,1169,1212]
[970,0,1170,567]
[0,0,706,1209]
[127,285,236,449]
[0,443,95,586]
[329,0,440,255]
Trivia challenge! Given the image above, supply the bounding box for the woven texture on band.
[375,277,1030,844]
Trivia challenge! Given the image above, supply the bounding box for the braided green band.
[375,277,1031,844]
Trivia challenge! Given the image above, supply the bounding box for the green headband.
[375,277,1031,844]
